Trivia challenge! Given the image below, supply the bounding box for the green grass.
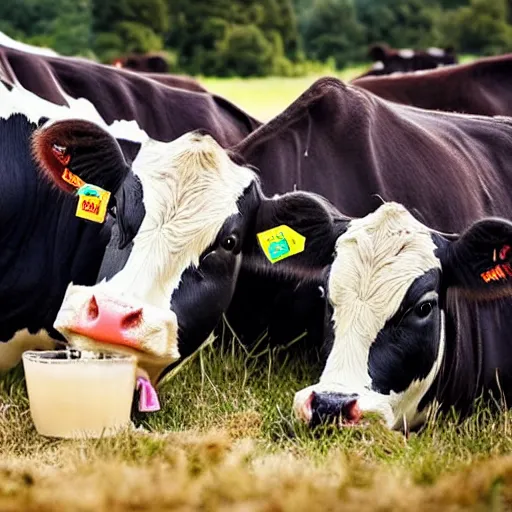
[2,330,512,510]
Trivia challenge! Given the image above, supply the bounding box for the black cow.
[352,54,512,117]
[294,202,512,431]
[360,43,458,78]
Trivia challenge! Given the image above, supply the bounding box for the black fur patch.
[368,269,442,395]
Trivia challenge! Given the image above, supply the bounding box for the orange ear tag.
[62,168,85,189]
[75,184,111,224]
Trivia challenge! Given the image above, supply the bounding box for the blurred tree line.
[1,0,512,76]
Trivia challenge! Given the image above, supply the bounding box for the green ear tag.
[256,225,306,263]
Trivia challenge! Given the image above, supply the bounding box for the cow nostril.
[342,398,362,424]
[121,308,143,330]
[87,295,99,320]
[309,392,361,428]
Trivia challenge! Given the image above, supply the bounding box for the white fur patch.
[427,47,445,58]
[295,203,444,429]
[372,61,385,71]
[398,49,414,59]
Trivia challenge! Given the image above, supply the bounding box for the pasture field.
[1,332,512,511]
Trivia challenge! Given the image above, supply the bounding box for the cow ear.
[440,218,512,299]
[368,43,388,62]
[114,172,146,250]
[32,119,130,195]
[253,192,349,270]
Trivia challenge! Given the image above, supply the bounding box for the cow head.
[294,202,512,430]
[32,120,343,384]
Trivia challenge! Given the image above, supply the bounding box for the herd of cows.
[2,34,512,432]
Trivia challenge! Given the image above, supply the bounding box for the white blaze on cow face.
[55,132,256,376]
[294,203,446,429]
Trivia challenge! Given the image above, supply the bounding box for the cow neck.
[0,114,109,341]
[419,293,512,419]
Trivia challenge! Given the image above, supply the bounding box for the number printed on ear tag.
[256,225,306,263]
[75,184,111,223]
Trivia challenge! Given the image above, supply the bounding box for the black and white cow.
[27,117,342,387]
[294,202,512,431]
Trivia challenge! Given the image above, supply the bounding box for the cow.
[113,54,170,74]
[224,76,512,349]
[0,81,341,411]
[293,202,512,432]
[31,76,512,400]
[0,44,259,145]
[360,43,457,78]
[352,54,512,117]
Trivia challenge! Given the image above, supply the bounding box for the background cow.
[294,202,512,432]
[360,43,458,78]
[113,54,170,73]
[352,53,512,117]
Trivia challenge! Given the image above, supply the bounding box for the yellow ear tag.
[75,184,111,224]
[62,168,86,188]
[257,225,306,264]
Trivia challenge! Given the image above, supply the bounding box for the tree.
[301,0,364,67]
[439,0,512,54]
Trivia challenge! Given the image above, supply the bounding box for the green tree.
[301,0,364,67]
[439,0,512,54]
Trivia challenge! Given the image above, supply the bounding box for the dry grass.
[1,333,512,510]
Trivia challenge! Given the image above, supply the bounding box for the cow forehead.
[131,132,256,251]
[328,203,441,336]
[105,132,256,305]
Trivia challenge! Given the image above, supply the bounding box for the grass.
[2,330,512,511]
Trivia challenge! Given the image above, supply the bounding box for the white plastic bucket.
[22,350,136,438]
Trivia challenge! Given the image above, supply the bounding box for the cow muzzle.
[54,284,180,365]
[294,388,362,427]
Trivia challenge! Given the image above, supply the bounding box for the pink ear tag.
[136,377,161,412]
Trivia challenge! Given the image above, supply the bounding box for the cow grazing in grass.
[0,44,259,145]
[352,54,512,117]
[294,202,512,431]
[361,43,457,77]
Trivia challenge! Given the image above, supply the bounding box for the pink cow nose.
[72,295,144,350]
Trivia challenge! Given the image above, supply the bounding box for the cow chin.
[53,283,180,383]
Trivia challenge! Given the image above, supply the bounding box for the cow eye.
[221,234,238,251]
[415,301,433,318]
